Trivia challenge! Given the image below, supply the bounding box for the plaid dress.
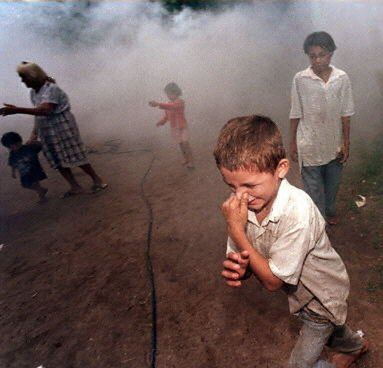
[31,82,88,169]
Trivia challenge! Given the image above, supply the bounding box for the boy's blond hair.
[214,115,286,173]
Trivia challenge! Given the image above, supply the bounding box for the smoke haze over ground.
[1,3,383,367]
[0,0,382,149]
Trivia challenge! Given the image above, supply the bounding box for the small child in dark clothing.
[1,132,47,201]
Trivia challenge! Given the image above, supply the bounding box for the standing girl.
[149,82,194,169]
[0,62,107,197]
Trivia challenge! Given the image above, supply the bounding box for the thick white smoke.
[0,1,382,149]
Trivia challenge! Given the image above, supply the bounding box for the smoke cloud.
[1,1,382,149]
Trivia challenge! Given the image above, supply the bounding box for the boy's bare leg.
[29,182,48,201]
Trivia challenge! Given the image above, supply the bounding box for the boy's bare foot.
[39,187,48,198]
[38,187,48,202]
[326,216,338,226]
[61,188,85,199]
[331,340,369,368]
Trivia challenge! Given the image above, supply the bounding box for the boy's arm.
[340,116,350,163]
[289,118,300,162]
[289,75,302,163]
[339,74,354,163]
[222,193,283,292]
[222,250,251,287]
[229,229,283,291]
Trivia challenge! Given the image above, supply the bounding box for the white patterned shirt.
[227,179,350,325]
[290,65,354,167]
[30,82,71,114]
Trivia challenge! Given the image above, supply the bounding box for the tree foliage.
[157,0,221,12]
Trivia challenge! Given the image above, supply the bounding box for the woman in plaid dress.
[0,62,107,197]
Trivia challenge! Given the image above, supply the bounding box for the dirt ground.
[0,134,382,368]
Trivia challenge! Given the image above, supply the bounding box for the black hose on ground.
[89,140,157,368]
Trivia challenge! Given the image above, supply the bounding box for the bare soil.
[0,137,382,368]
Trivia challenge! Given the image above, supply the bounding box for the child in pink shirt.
[149,82,194,168]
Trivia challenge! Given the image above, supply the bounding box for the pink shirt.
[158,98,187,129]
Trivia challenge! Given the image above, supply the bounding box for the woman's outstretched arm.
[0,102,55,117]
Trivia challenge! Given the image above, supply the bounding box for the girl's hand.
[0,104,18,116]
[149,101,158,107]
[222,192,248,236]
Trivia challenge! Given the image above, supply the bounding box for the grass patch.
[350,138,383,195]
[372,237,382,250]
[366,281,379,293]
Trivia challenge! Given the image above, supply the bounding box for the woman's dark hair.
[164,82,182,96]
[303,31,337,54]
[1,132,22,148]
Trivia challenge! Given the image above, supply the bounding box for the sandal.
[92,183,109,193]
[331,339,369,367]
[326,216,338,226]
[61,190,85,199]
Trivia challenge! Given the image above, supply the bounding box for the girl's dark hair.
[1,132,22,148]
[164,82,182,96]
[303,31,337,54]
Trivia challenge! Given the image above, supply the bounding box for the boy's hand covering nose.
[222,192,249,237]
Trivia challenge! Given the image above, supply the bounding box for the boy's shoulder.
[330,66,349,78]
[25,142,42,154]
[294,65,348,80]
[294,67,312,79]
[274,180,320,225]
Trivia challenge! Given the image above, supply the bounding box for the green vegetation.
[156,0,252,12]
[336,135,383,299]
[353,138,383,195]
[158,0,219,12]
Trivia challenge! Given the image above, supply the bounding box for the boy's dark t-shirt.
[8,143,47,188]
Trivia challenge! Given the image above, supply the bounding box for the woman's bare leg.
[58,167,84,192]
[79,163,105,186]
